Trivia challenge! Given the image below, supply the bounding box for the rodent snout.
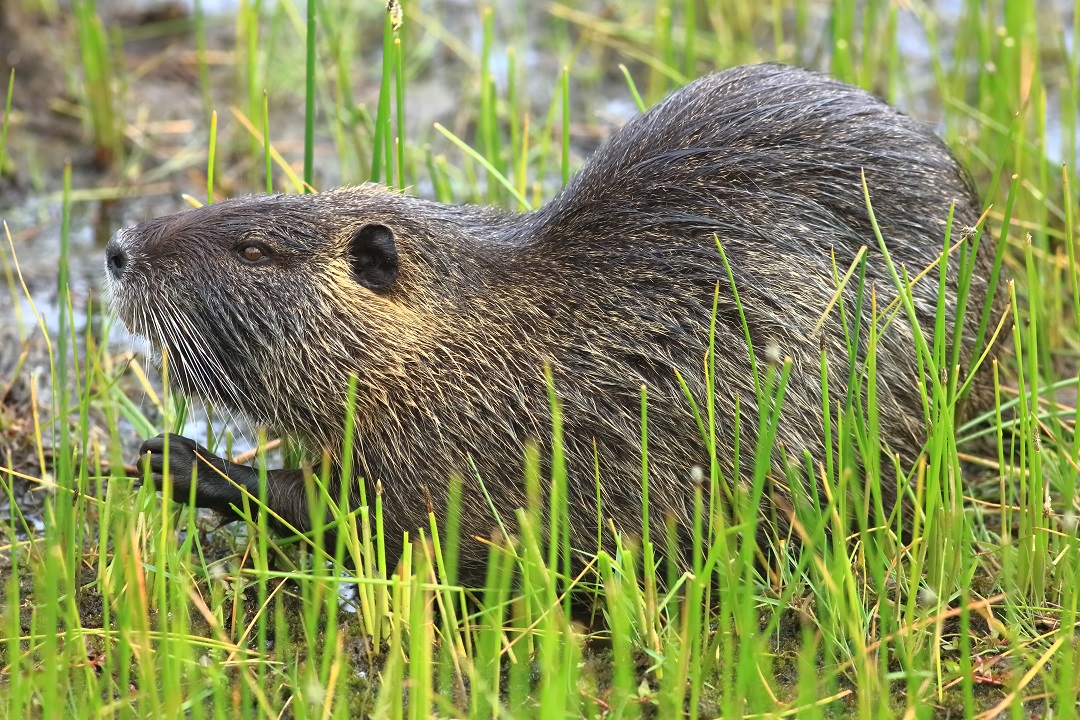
[105,233,130,280]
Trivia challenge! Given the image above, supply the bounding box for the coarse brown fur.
[106,63,1008,581]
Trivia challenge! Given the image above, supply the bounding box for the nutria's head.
[104,185,480,447]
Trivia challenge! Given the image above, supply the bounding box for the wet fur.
[107,64,1006,579]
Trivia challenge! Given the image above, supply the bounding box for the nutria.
[105,63,1004,580]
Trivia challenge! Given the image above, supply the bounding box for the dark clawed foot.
[136,433,248,519]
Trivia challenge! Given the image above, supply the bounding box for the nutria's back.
[107,63,1006,576]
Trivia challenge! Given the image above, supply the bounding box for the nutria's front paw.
[137,433,247,518]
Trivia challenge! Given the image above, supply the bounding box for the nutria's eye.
[237,244,269,264]
[348,223,398,291]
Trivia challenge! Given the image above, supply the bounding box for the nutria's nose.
[105,234,129,279]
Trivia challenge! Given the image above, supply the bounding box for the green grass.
[2,0,1080,717]
[71,0,122,168]
[0,69,13,178]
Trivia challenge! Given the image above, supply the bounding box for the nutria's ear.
[348,223,398,290]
